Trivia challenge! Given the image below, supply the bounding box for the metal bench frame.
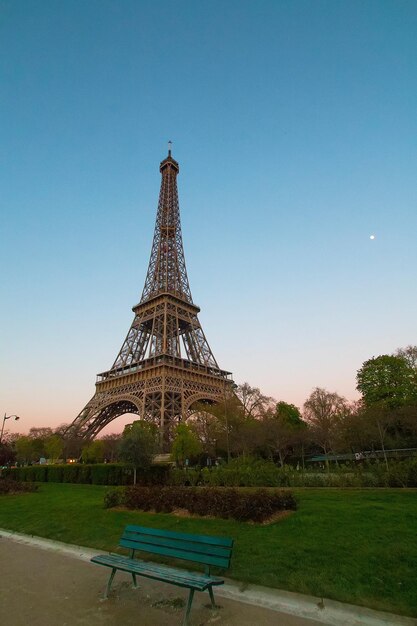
[91,525,233,626]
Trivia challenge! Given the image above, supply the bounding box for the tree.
[275,401,304,427]
[187,410,219,455]
[303,388,350,460]
[81,439,105,464]
[171,424,202,466]
[335,401,375,453]
[235,382,274,418]
[395,345,417,371]
[55,423,83,460]
[14,436,38,464]
[118,421,159,484]
[356,355,417,409]
[263,402,307,467]
[100,433,122,462]
[44,435,64,462]
[28,427,53,440]
[206,392,264,459]
[0,441,16,466]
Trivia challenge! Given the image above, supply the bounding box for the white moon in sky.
[370,235,375,240]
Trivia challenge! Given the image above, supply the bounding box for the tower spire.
[140,146,192,303]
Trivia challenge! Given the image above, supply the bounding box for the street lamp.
[0,414,21,444]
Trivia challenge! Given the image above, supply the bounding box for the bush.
[170,468,202,486]
[182,457,417,488]
[103,487,125,508]
[201,457,283,487]
[0,477,38,494]
[107,485,297,522]
[387,458,417,487]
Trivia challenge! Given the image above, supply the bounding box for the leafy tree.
[171,424,202,466]
[263,402,307,467]
[355,354,417,466]
[356,355,417,409]
[187,409,220,455]
[44,435,64,462]
[118,421,159,484]
[0,441,16,466]
[100,433,122,462]
[275,401,304,427]
[81,439,105,464]
[14,436,38,464]
[303,388,350,461]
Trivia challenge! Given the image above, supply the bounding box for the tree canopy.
[303,387,350,455]
[356,355,417,409]
[171,424,202,466]
[118,420,159,483]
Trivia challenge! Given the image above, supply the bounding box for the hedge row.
[170,457,417,488]
[2,464,171,486]
[4,458,417,488]
[104,485,297,522]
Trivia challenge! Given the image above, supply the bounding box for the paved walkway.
[1,532,415,626]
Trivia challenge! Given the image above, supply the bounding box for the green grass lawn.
[0,484,416,617]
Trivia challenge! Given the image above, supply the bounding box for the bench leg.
[182,588,195,626]
[104,568,117,598]
[131,572,138,588]
[208,585,217,609]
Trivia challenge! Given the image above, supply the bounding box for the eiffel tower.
[68,145,233,448]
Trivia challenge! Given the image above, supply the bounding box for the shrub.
[103,487,125,508]
[170,468,202,486]
[0,478,38,495]
[387,458,417,487]
[108,485,297,522]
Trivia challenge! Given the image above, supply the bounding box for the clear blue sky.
[1,0,416,433]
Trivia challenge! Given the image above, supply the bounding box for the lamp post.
[0,414,21,444]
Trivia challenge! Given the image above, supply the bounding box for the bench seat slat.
[91,554,224,591]
[120,535,232,559]
[118,539,230,568]
[124,525,233,548]
[122,532,232,558]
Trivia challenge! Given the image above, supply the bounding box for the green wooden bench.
[91,525,234,626]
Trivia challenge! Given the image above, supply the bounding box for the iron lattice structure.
[69,149,233,447]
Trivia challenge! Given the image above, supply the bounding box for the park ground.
[1,537,332,626]
[0,484,416,619]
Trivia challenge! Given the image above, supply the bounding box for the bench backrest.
[119,525,233,574]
